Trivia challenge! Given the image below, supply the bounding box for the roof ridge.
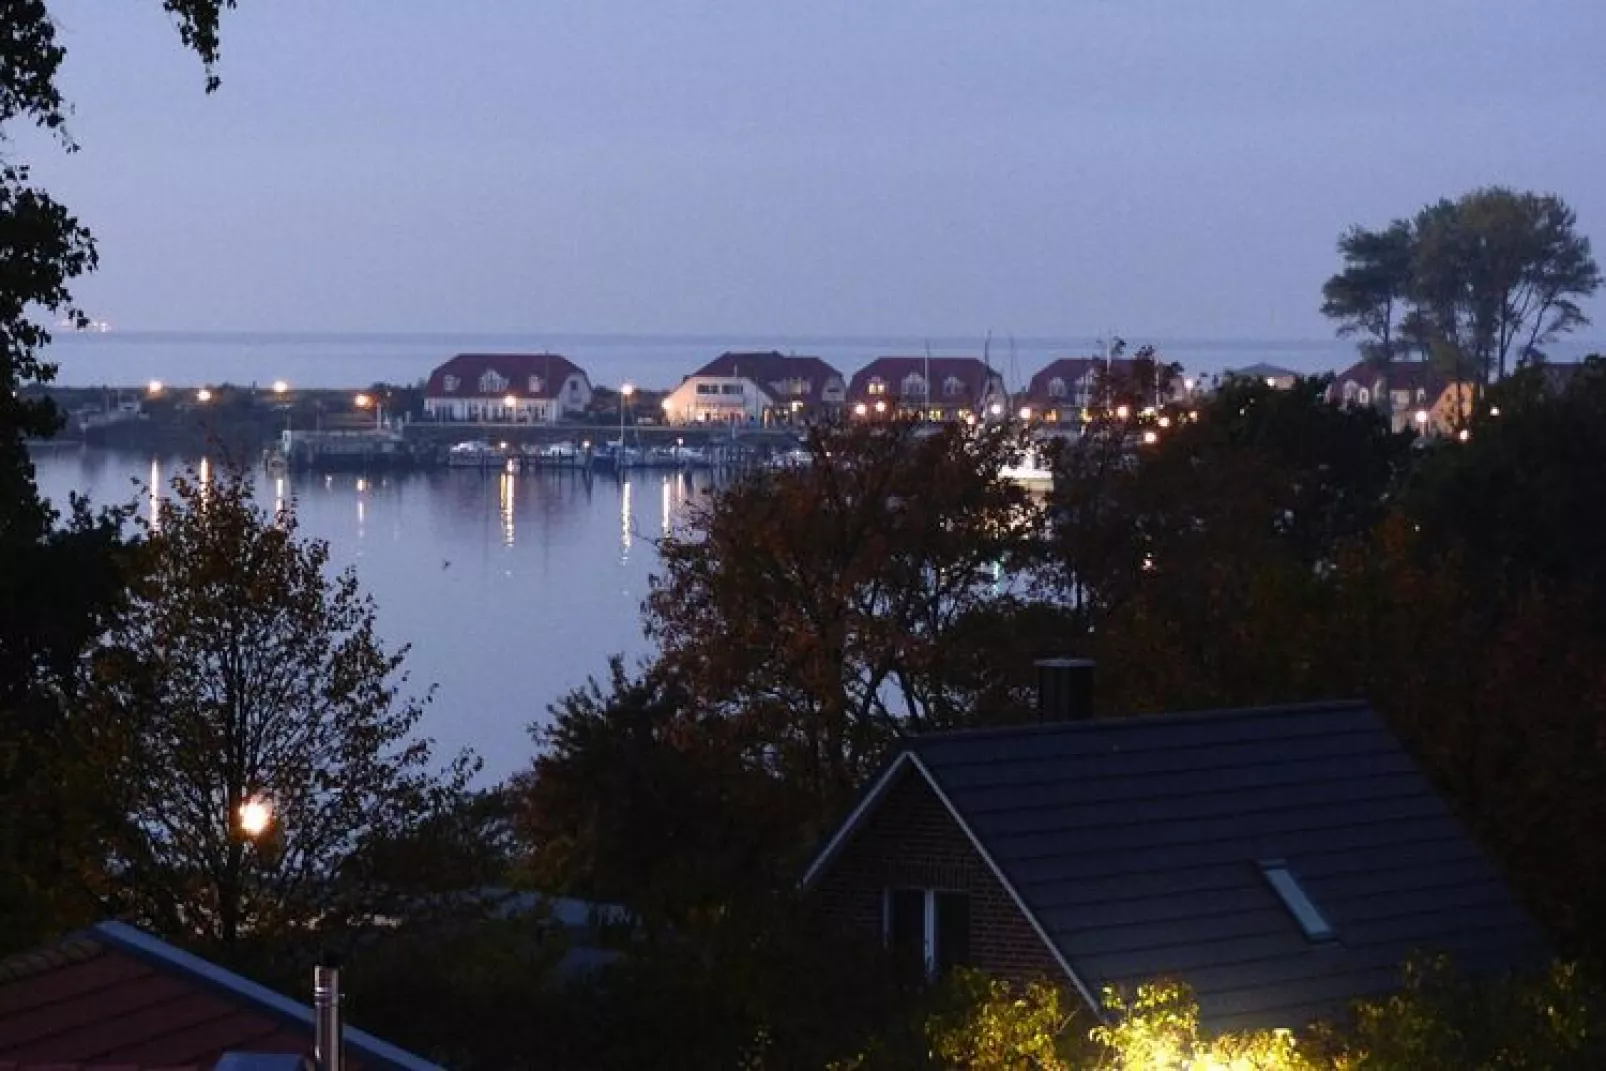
[903,699,1371,747]
[0,932,106,984]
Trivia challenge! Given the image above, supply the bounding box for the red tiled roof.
[684,352,844,404]
[0,924,436,1071]
[1331,360,1452,400]
[846,357,1004,406]
[423,353,588,400]
[1023,357,1144,407]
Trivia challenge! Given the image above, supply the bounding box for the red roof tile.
[0,924,437,1071]
[684,351,845,404]
[423,353,588,400]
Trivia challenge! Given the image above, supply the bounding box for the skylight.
[1259,860,1334,941]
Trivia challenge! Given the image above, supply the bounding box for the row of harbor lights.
[145,379,380,411]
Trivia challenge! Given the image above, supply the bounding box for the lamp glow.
[272,380,289,395]
[196,388,212,403]
[238,797,272,838]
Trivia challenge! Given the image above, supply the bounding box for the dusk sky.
[28,0,1606,340]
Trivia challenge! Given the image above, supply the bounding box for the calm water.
[48,330,1602,393]
[31,448,707,780]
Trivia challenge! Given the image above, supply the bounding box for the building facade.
[1329,360,1468,434]
[845,357,1009,422]
[660,351,846,425]
[423,353,592,423]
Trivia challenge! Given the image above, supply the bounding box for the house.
[1021,358,1186,423]
[803,660,1546,1031]
[1223,362,1302,390]
[659,351,846,425]
[845,357,1009,423]
[0,920,440,1070]
[1328,361,1468,435]
[422,353,592,424]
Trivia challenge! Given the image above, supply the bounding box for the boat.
[1000,449,1054,488]
[769,447,812,470]
[446,441,499,468]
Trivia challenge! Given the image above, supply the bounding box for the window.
[867,378,886,395]
[941,376,964,398]
[569,380,580,396]
[902,373,927,398]
[528,375,545,394]
[479,369,507,394]
[720,383,744,395]
[1047,377,1066,399]
[696,383,719,395]
[1259,860,1334,941]
[443,374,460,393]
[1357,387,1370,405]
[884,888,971,977]
[1416,388,1427,403]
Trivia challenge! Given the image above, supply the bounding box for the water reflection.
[147,457,162,531]
[620,478,633,560]
[661,477,671,536]
[499,470,516,547]
[274,475,286,517]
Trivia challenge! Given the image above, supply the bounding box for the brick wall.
[812,761,1065,984]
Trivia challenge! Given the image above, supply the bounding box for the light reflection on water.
[30,449,715,779]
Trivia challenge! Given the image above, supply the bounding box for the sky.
[22,0,1606,340]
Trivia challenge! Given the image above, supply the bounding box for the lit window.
[868,378,886,395]
[1259,860,1334,941]
[885,888,971,977]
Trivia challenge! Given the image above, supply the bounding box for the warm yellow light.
[620,383,636,398]
[354,393,372,408]
[238,797,272,838]
[874,399,887,413]
[1489,405,1502,417]
[790,400,803,412]
[988,402,1003,416]
[1414,409,1428,425]
[147,379,163,395]
[1183,377,1196,391]
[1265,377,1277,388]
[503,393,516,407]
[272,380,289,395]
[1142,430,1159,444]
[853,402,868,417]
[1158,415,1172,428]
[196,388,213,403]
[1018,406,1033,420]
[1116,404,1130,419]
[661,398,674,412]
[1458,428,1471,442]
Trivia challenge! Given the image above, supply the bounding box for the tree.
[646,421,1057,830]
[1321,220,1414,368]
[76,462,475,961]
[1328,189,1600,384]
[0,0,239,955]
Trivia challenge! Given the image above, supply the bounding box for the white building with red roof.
[660,351,846,425]
[423,353,592,424]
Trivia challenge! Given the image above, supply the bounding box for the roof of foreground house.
[0,922,440,1071]
[424,353,588,400]
[805,700,1547,1030]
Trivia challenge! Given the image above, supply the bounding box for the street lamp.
[1142,429,1159,445]
[619,383,635,442]
[1115,404,1130,420]
[1414,409,1429,432]
[1018,406,1033,421]
[853,402,868,417]
[874,399,887,415]
[272,380,289,395]
[238,796,273,839]
[196,388,213,403]
[147,379,163,396]
[988,402,1003,417]
[1183,378,1195,392]
[503,393,517,423]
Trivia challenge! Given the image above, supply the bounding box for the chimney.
[1034,658,1095,722]
[313,958,343,1071]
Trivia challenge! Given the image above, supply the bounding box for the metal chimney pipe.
[313,961,343,1071]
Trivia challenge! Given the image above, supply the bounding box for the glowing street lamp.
[1413,409,1429,432]
[196,388,213,403]
[1183,378,1195,392]
[1115,404,1130,420]
[1142,429,1159,445]
[354,393,372,409]
[988,402,1003,417]
[1457,428,1471,442]
[619,383,635,442]
[853,402,868,417]
[238,796,273,839]
[272,380,289,395]
[1018,406,1033,421]
[1489,406,1501,417]
[147,379,163,396]
[874,399,887,414]
[1158,415,1172,428]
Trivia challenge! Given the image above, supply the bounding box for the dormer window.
[902,373,927,397]
[868,378,886,396]
[443,375,460,393]
[1259,860,1334,941]
[528,375,545,394]
[944,376,966,398]
[1047,377,1066,399]
[479,369,508,394]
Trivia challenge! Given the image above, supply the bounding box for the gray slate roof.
[901,700,1547,1029]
